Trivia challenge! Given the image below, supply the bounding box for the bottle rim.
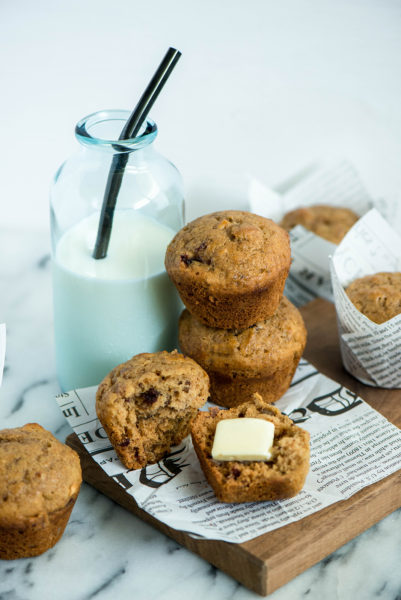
[75,109,158,151]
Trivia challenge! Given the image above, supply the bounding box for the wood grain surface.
[66,298,401,596]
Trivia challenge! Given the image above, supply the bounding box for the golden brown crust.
[179,297,306,406]
[345,272,401,324]
[191,396,310,503]
[96,351,210,469]
[0,496,78,560]
[206,365,300,408]
[0,423,82,559]
[165,210,291,328]
[280,205,359,244]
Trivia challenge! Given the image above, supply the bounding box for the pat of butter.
[211,418,275,461]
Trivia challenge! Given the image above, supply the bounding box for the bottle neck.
[75,110,158,154]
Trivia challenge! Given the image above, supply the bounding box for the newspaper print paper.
[0,324,5,387]
[57,359,401,543]
[331,208,401,388]
[248,160,373,306]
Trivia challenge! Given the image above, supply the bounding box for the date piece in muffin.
[96,350,210,470]
[0,423,82,559]
[179,296,306,407]
[165,210,291,329]
[280,205,359,244]
[345,272,401,324]
[191,395,310,503]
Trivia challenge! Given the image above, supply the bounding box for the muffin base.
[101,406,201,470]
[174,266,289,329]
[209,361,300,408]
[0,494,78,560]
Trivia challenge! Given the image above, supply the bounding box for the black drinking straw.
[92,47,182,259]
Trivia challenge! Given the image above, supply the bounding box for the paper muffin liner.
[330,208,401,388]
[249,159,374,306]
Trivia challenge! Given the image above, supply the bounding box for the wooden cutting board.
[66,298,401,596]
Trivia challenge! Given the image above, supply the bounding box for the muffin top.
[96,350,209,420]
[0,423,82,525]
[179,297,307,377]
[280,205,359,244]
[345,272,401,324]
[165,210,291,293]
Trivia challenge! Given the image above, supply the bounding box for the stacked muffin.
[165,210,307,408]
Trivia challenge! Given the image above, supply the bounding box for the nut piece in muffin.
[96,350,210,470]
[0,423,82,560]
[345,272,401,324]
[191,395,310,503]
[179,296,306,407]
[280,205,359,244]
[165,210,291,329]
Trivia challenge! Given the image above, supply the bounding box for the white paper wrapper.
[56,359,401,543]
[0,324,5,387]
[331,208,401,388]
[248,160,373,306]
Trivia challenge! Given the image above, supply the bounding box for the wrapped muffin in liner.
[330,209,401,388]
[249,160,373,306]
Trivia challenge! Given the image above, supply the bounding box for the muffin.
[280,205,359,244]
[96,350,210,470]
[345,272,401,324]
[191,395,310,503]
[165,210,291,329]
[179,297,306,407]
[0,423,82,559]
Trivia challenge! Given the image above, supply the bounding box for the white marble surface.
[2,0,401,597]
[1,232,401,600]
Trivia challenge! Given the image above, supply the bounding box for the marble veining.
[1,229,401,600]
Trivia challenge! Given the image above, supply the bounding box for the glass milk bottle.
[50,110,184,391]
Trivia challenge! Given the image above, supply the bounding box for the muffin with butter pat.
[191,395,310,503]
